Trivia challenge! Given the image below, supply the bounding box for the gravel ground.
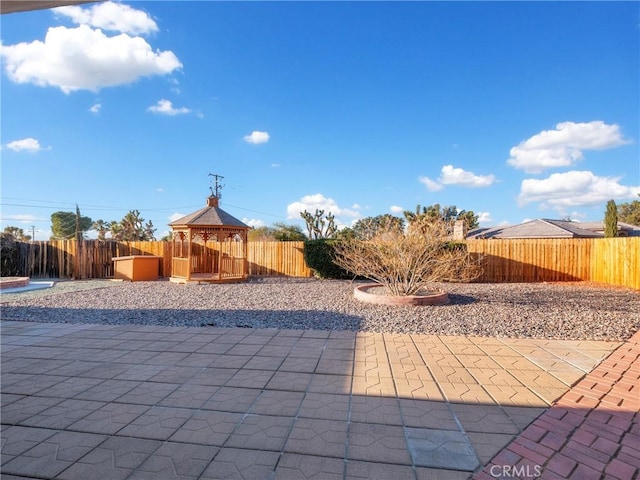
[1,277,638,341]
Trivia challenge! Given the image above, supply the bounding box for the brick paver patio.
[1,320,636,479]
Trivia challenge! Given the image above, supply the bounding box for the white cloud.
[518,170,640,208]
[390,205,404,214]
[270,163,281,168]
[439,165,495,187]
[242,218,266,228]
[4,214,39,224]
[147,99,191,115]
[156,187,164,193]
[54,1,158,35]
[286,193,360,221]
[169,213,185,222]
[169,78,181,95]
[0,25,181,93]
[507,121,629,173]
[418,176,444,192]
[5,138,48,153]
[419,165,494,191]
[243,131,270,144]
[477,212,493,224]
[89,103,101,113]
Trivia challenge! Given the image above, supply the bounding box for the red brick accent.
[570,463,604,480]
[539,431,565,451]
[604,458,638,480]
[507,442,548,465]
[621,432,640,449]
[521,424,547,442]
[545,453,577,477]
[491,448,522,466]
[591,436,620,456]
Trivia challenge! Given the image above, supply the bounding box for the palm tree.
[92,220,109,241]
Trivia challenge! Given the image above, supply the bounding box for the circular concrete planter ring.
[354,283,449,306]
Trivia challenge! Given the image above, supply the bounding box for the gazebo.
[169,195,251,283]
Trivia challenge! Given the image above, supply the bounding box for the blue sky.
[1,1,638,240]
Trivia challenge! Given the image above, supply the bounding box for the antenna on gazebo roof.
[208,173,224,200]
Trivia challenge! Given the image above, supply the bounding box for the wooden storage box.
[113,255,160,282]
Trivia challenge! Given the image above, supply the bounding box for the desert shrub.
[0,233,20,277]
[303,239,352,279]
[333,218,483,295]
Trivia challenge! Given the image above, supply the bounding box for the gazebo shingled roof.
[169,196,249,229]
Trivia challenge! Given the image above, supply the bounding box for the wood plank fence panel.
[590,238,640,290]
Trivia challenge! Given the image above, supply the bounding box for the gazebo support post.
[243,233,248,278]
[187,229,193,282]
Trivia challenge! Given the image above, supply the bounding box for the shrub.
[332,218,483,295]
[303,239,352,279]
[0,233,20,277]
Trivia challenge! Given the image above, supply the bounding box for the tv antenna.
[209,173,224,199]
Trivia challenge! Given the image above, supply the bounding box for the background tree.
[3,226,31,241]
[115,210,156,241]
[604,199,618,238]
[617,195,640,226]
[51,210,92,240]
[0,233,20,276]
[109,222,124,241]
[403,204,479,234]
[271,222,307,241]
[248,226,275,241]
[350,215,405,240]
[248,223,307,241]
[456,210,480,231]
[92,220,110,241]
[300,209,337,239]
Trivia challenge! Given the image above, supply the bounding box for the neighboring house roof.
[169,196,250,229]
[467,219,640,239]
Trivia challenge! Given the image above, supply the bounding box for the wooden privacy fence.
[12,238,640,289]
[17,240,312,280]
[466,238,640,289]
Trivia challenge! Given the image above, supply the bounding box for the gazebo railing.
[219,256,245,278]
[172,257,189,278]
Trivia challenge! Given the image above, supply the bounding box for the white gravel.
[1,277,638,341]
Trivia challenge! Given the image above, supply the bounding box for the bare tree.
[333,218,482,296]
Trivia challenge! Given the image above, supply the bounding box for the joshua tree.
[300,209,337,239]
